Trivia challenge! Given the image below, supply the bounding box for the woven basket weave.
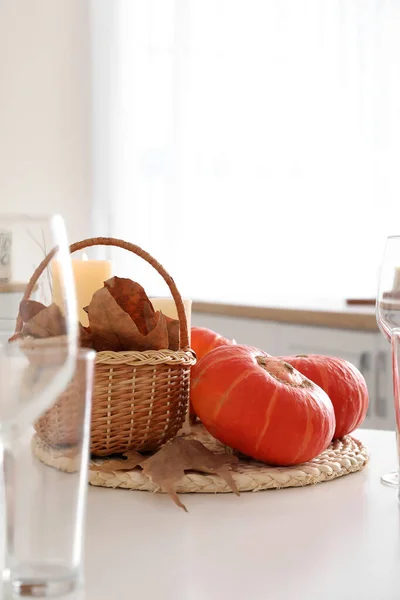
[16,237,196,456]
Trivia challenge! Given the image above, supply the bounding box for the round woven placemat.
[32,423,369,493]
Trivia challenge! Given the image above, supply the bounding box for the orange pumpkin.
[191,345,335,466]
[190,326,235,421]
[191,326,236,361]
[278,354,369,438]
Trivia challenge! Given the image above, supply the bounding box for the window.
[92,0,400,304]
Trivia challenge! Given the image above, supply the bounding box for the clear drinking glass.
[0,214,93,597]
[376,235,400,486]
[0,345,95,598]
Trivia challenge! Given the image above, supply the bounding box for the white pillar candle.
[53,253,112,326]
[394,268,400,291]
[149,297,192,343]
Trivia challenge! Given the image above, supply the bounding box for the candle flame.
[82,252,89,262]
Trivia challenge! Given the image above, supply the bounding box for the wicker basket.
[15,237,196,456]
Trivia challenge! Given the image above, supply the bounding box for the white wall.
[0,0,92,245]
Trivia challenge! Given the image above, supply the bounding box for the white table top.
[83,429,400,600]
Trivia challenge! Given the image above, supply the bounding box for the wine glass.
[376,235,400,487]
[0,214,80,596]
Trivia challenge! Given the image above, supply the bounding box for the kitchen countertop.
[83,428,399,600]
[192,299,378,331]
[0,282,27,294]
[0,284,378,331]
[0,287,379,331]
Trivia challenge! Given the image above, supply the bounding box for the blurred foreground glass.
[0,346,95,597]
[0,214,78,431]
[0,214,86,597]
[376,235,400,487]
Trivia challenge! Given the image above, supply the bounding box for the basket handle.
[15,237,190,349]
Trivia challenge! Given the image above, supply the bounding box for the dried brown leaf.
[123,449,145,462]
[87,288,170,352]
[21,303,66,338]
[143,311,169,350]
[143,301,158,332]
[144,306,179,351]
[79,324,93,348]
[87,287,142,351]
[91,449,144,473]
[19,299,47,322]
[105,277,154,335]
[141,437,239,511]
[165,315,180,351]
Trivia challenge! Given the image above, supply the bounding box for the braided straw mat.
[32,423,369,493]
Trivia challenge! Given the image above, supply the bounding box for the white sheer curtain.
[94,0,400,303]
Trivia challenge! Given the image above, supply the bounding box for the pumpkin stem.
[256,355,305,387]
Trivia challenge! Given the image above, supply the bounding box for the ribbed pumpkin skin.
[279,355,369,439]
[190,327,235,419]
[191,327,235,361]
[191,345,335,466]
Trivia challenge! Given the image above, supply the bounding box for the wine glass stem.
[0,438,16,584]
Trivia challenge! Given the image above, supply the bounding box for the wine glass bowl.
[376,237,400,341]
[0,215,78,437]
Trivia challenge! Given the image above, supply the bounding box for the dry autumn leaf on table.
[142,437,239,511]
[92,438,239,512]
[93,449,144,473]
